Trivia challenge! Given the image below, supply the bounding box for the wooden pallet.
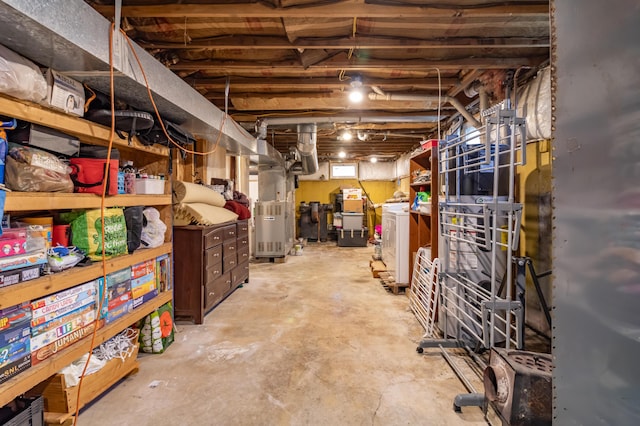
[369,260,387,278]
[379,272,410,295]
[253,255,288,264]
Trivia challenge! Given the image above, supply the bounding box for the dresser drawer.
[237,220,249,237]
[223,252,237,273]
[204,244,223,268]
[237,233,249,249]
[223,239,237,256]
[232,261,249,286]
[222,224,237,241]
[204,263,223,284]
[204,272,231,309]
[204,226,225,249]
[237,246,250,263]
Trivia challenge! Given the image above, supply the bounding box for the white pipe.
[367,93,482,129]
[258,114,440,135]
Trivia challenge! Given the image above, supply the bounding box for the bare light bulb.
[341,131,352,141]
[348,89,364,103]
[338,151,346,158]
[370,157,378,163]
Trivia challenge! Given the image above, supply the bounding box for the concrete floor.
[80,243,488,426]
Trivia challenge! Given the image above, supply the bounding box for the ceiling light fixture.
[370,157,378,163]
[341,130,352,141]
[338,151,346,159]
[348,75,364,103]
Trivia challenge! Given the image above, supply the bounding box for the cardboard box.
[131,259,155,279]
[0,334,31,364]
[132,288,158,309]
[0,264,41,288]
[31,281,96,310]
[131,276,156,299]
[44,69,85,117]
[0,324,30,348]
[31,322,97,365]
[342,188,362,200]
[156,254,171,292]
[31,293,95,327]
[0,353,31,384]
[106,300,133,324]
[0,251,47,273]
[0,237,27,258]
[0,302,32,333]
[31,304,94,337]
[342,199,362,213]
[30,309,96,351]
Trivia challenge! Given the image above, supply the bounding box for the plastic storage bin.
[0,395,44,426]
[341,212,363,230]
[134,178,164,195]
[337,227,369,247]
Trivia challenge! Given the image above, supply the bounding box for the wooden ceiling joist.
[96,3,549,19]
[139,36,550,51]
[188,77,459,91]
[169,56,544,72]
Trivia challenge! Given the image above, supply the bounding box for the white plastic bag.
[140,207,167,248]
[0,44,47,103]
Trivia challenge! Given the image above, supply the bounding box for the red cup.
[52,225,70,247]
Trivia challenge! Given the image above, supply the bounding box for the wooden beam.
[139,35,550,50]
[94,3,550,19]
[189,77,459,91]
[170,56,545,71]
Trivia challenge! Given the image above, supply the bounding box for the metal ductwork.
[296,123,318,175]
[367,92,482,129]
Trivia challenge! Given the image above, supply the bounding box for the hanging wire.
[338,17,358,82]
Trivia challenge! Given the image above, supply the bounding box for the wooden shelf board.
[4,192,172,211]
[410,210,432,217]
[410,181,431,187]
[0,291,172,407]
[0,243,172,310]
[0,94,168,157]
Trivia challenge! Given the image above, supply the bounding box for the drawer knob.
[209,292,215,296]
[230,260,235,265]
[226,280,231,284]
[214,253,219,257]
[230,231,235,235]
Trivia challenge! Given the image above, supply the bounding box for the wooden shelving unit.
[0,94,174,414]
[0,244,171,310]
[4,192,172,212]
[0,291,172,407]
[408,144,439,283]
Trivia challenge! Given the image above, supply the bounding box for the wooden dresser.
[173,220,250,324]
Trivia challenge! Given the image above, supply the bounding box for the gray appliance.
[254,200,294,257]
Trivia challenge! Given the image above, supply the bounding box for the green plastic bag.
[64,208,128,260]
[139,302,174,354]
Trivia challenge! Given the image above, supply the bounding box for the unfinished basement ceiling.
[87,0,550,161]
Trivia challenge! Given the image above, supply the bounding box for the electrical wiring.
[338,17,358,82]
[120,29,226,157]
[73,22,119,426]
[92,328,138,362]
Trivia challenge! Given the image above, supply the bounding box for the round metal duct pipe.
[296,123,318,175]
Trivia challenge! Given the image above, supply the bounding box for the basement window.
[330,162,358,179]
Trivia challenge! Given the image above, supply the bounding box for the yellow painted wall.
[399,176,410,195]
[516,139,552,336]
[296,179,397,232]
